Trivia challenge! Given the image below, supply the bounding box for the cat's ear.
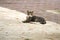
[31,11,33,15]
[27,10,34,15]
[27,10,30,15]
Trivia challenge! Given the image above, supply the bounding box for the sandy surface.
[0,7,60,40]
[0,20,60,40]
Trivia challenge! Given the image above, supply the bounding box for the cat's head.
[23,10,34,23]
[27,10,33,17]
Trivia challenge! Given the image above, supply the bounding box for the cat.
[23,10,46,24]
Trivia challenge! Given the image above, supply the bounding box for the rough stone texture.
[0,21,60,40]
[0,0,60,24]
[0,7,60,40]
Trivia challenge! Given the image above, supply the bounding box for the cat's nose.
[29,15,32,17]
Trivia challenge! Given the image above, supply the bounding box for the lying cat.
[23,10,46,24]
